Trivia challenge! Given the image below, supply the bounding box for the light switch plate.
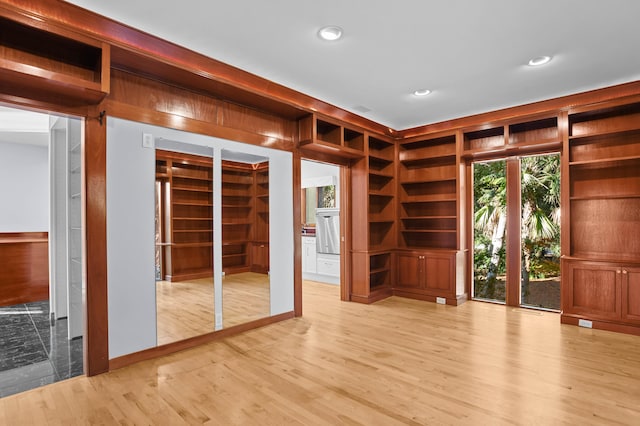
[142,133,154,148]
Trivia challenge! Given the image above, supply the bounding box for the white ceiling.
[0,106,50,147]
[65,1,640,130]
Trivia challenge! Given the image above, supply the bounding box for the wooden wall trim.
[293,151,303,316]
[105,100,294,152]
[340,165,352,302]
[109,311,295,370]
[505,158,521,307]
[399,81,640,138]
[561,314,640,337]
[84,104,109,376]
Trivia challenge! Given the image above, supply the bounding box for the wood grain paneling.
[0,232,48,306]
[108,70,296,151]
[219,102,296,143]
[570,199,640,261]
[110,70,218,122]
[84,105,109,376]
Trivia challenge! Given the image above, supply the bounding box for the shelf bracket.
[97,110,106,126]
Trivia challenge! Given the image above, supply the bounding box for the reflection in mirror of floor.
[155,272,270,345]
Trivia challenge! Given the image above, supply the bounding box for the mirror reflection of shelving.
[154,150,215,346]
[154,147,273,344]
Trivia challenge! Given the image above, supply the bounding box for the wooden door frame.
[0,99,107,376]
[505,157,521,307]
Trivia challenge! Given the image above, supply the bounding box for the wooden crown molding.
[398,80,640,138]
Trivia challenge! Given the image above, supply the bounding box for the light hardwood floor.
[2,281,640,425]
[156,273,270,345]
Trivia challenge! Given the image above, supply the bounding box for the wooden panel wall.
[107,70,297,150]
[0,232,49,306]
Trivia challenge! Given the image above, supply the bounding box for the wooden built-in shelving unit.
[562,102,640,334]
[392,132,467,305]
[462,116,561,159]
[398,134,458,250]
[351,135,396,303]
[0,16,109,105]
[298,114,366,160]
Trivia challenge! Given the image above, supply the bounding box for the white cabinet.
[302,236,340,284]
[316,253,340,277]
[302,236,317,273]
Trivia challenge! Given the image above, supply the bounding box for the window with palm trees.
[473,154,561,310]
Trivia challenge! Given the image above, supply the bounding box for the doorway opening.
[472,153,561,310]
[0,105,85,398]
[301,159,343,293]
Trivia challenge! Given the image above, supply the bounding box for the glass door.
[472,153,560,310]
[473,159,507,303]
[520,154,561,310]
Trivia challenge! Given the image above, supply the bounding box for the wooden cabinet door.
[563,261,621,320]
[424,253,453,294]
[622,267,640,324]
[251,243,269,273]
[396,253,422,288]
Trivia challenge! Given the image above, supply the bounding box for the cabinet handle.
[617,270,622,274]
[623,270,628,275]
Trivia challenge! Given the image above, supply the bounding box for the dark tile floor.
[0,300,83,398]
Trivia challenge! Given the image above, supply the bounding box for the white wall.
[301,160,339,181]
[107,118,294,358]
[0,141,49,232]
[301,160,340,208]
[106,119,157,358]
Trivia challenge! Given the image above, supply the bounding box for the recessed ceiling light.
[413,89,432,97]
[528,56,552,66]
[318,26,343,41]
